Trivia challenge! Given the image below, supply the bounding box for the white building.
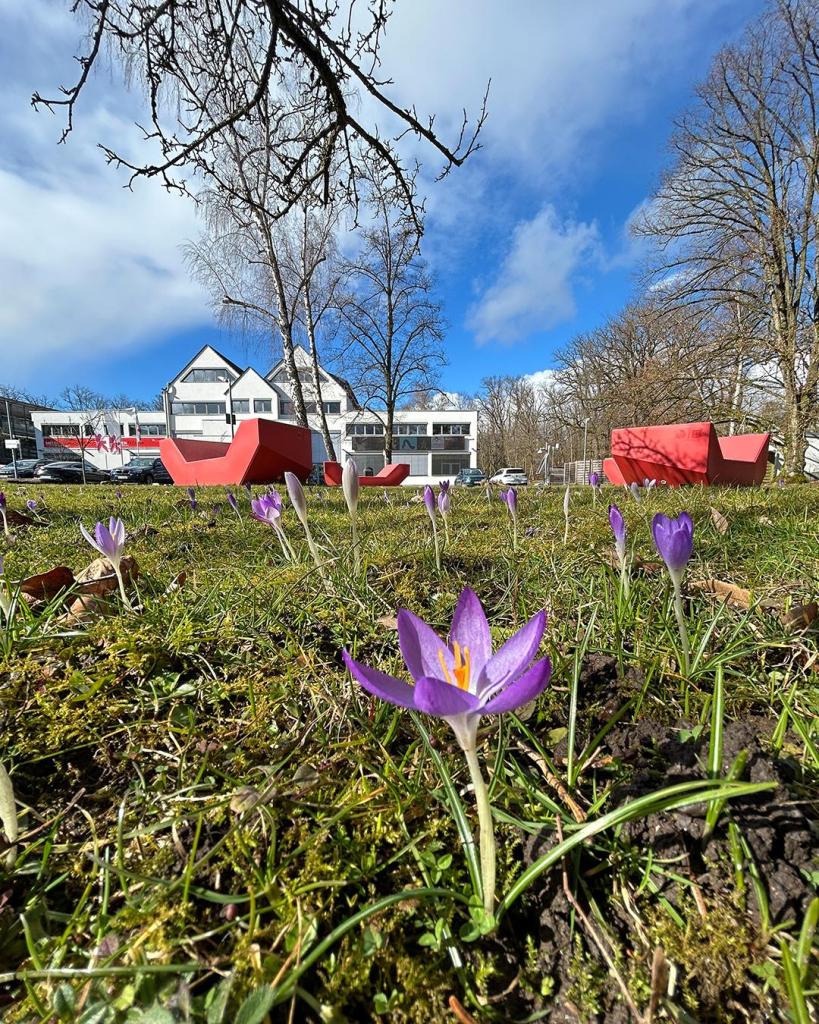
[31,344,478,486]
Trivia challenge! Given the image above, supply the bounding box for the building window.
[181,368,236,383]
[172,402,226,415]
[232,399,250,413]
[42,424,91,437]
[394,423,427,436]
[394,453,429,476]
[127,424,166,437]
[323,401,341,415]
[347,423,384,435]
[271,369,313,384]
[345,453,384,475]
[432,423,471,435]
[432,454,470,476]
[254,399,272,413]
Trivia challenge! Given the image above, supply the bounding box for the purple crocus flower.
[244,482,253,495]
[438,488,451,515]
[777,477,785,488]
[251,493,283,528]
[440,479,451,494]
[343,586,551,753]
[80,517,130,605]
[189,499,198,512]
[212,504,221,518]
[501,487,517,518]
[383,488,391,504]
[608,504,626,558]
[26,500,37,513]
[187,487,196,501]
[227,491,240,515]
[80,517,126,567]
[115,490,123,500]
[630,481,642,503]
[589,472,600,487]
[651,512,694,588]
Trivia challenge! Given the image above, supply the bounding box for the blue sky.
[0,0,765,404]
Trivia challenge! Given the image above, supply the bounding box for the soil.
[481,656,818,1023]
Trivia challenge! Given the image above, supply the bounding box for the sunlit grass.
[0,480,817,1021]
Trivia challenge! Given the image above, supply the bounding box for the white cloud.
[466,205,600,344]
[524,369,559,393]
[0,1,211,382]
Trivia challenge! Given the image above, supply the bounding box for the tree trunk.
[384,400,394,465]
[782,386,809,476]
[304,294,336,461]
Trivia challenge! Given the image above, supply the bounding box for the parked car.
[490,467,529,487]
[35,461,110,484]
[454,467,487,487]
[0,459,45,479]
[110,457,172,485]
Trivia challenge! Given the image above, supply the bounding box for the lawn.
[0,480,817,1023]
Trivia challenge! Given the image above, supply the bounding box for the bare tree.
[32,0,487,235]
[335,189,447,463]
[636,0,819,474]
[58,385,107,483]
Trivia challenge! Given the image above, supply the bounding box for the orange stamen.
[439,642,471,691]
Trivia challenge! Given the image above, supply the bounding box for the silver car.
[490,467,529,486]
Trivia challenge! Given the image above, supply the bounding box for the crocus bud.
[187,487,196,501]
[423,484,436,521]
[342,459,359,514]
[438,488,450,515]
[504,486,517,518]
[285,472,308,522]
[630,482,641,503]
[563,484,570,517]
[589,472,599,487]
[608,504,626,561]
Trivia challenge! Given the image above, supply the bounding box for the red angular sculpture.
[603,422,769,487]
[160,418,313,486]
[323,461,410,487]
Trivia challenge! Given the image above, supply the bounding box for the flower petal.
[449,586,492,677]
[414,676,481,718]
[481,657,551,714]
[397,609,452,680]
[342,651,418,710]
[479,609,546,694]
[79,522,102,554]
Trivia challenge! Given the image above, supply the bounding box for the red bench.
[602,422,769,487]
[323,461,410,487]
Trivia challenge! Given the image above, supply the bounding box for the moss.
[647,895,763,1020]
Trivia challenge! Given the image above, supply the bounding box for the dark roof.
[169,344,244,384]
[327,370,361,410]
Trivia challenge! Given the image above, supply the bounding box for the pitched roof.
[169,344,244,384]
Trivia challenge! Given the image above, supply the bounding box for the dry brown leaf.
[15,567,75,606]
[75,555,139,595]
[166,571,187,594]
[61,593,113,624]
[782,602,818,633]
[376,614,398,631]
[710,507,729,534]
[5,510,42,528]
[692,579,752,609]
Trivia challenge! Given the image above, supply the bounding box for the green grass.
[0,481,817,1022]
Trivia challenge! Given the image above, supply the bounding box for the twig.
[516,741,587,824]
[448,995,479,1023]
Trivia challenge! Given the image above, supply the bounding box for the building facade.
[30,345,478,486]
[1,397,55,462]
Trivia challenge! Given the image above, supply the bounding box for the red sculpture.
[602,422,769,487]
[323,461,411,487]
[160,418,313,486]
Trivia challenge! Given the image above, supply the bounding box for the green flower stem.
[302,522,328,580]
[618,552,630,599]
[113,564,132,611]
[673,582,691,676]
[351,514,360,573]
[0,511,8,538]
[431,520,441,571]
[462,744,496,917]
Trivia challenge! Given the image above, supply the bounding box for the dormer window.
[181,368,237,383]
